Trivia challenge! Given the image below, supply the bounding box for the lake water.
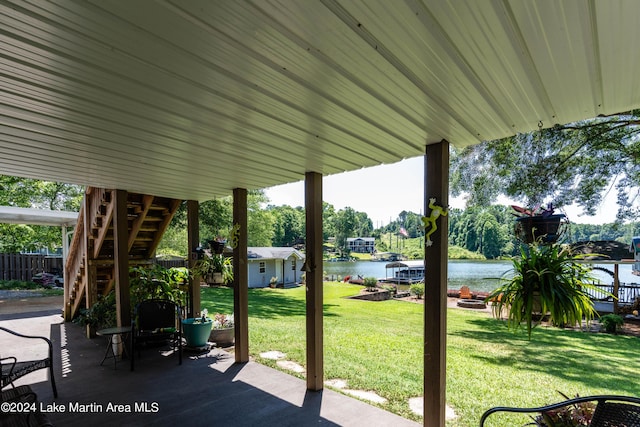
[323,260,639,293]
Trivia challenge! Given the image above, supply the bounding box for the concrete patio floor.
[0,298,421,427]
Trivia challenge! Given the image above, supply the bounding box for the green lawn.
[201,283,640,426]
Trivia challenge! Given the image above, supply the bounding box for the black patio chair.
[1,384,53,427]
[479,395,640,426]
[130,299,182,371]
[0,326,57,398]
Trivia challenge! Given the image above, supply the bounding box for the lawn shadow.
[200,286,339,320]
[450,316,640,391]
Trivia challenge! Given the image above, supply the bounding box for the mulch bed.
[618,318,640,337]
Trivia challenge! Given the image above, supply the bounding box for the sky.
[263,156,618,227]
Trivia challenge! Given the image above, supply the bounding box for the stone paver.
[276,360,305,373]
[325,378,387,404]
[409,396,457,420]
[259,350,286,360]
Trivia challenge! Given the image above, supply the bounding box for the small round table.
[96,326,132,369]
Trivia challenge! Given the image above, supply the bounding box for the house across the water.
[346,237,375,253]
[247,247,305,288]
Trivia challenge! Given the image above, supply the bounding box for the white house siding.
[248,261,275,288]
[246,247,304,288]
[281,258,299,285]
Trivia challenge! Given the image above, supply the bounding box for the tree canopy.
[0,176,83,252]
[451,111,640,221]
[2,174,639,259]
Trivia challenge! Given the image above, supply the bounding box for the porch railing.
[590,282,640,305]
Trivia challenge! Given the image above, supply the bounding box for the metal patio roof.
[0,206,77,227]
[2,1,640,200]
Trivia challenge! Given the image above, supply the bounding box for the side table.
[96,326,132,369]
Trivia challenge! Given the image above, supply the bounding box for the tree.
[354,211,373,237]
[0,175,83,252]
[269,205,304,247]
[451,111,640,220]
[329,207,375,255]
[0,224,36,253]
[381,210,424,240]
[0,175,83,210]
[159,191,276,256]
[199,198,232,243]
[247,190,274,246]
[322,202,337,242]
[333,207,357,255]
[155,226,188,257]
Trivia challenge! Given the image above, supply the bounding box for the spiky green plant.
[487,242,604,339]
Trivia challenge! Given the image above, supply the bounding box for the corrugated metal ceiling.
[1,0,639,201]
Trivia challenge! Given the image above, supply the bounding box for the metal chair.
[130,299,182,371]
[479,395,640,426]
[1,384,53,427]
[0,327,57,398]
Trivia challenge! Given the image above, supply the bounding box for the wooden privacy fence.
[0,254,63,281]
[0,254,187,282]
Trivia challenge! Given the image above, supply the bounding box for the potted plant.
[221,256,234,285]
[74,291,116,330]
[209,312,234,347]
[269,276,278,288]
[533,392,596,426]
[511,203,568,244]
[182,308,212,348]
[486,241,603,339]
[195,253,229,286]
[208,237,226,255]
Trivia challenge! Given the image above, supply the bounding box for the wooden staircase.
[64,188,181,321]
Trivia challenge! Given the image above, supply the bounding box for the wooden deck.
[1,303,420,427]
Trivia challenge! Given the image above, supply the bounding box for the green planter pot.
[182,318,212,347]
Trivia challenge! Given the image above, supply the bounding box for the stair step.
[65,188,181,320]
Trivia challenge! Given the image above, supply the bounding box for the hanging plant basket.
[514,214,568,244]
[210,240,225,255]
[207,272,224,286]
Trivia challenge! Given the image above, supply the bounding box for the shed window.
[259,262,265,273]
[292,259,296,270]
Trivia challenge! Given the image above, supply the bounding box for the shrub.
[363,276,378,291]
[0,280,40,290]
[74,291,116,329]
[600,314,624,334]
[129,264,188,307]
[75,265,188,329]
[381,284,396,294]
[410,283,424,299]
